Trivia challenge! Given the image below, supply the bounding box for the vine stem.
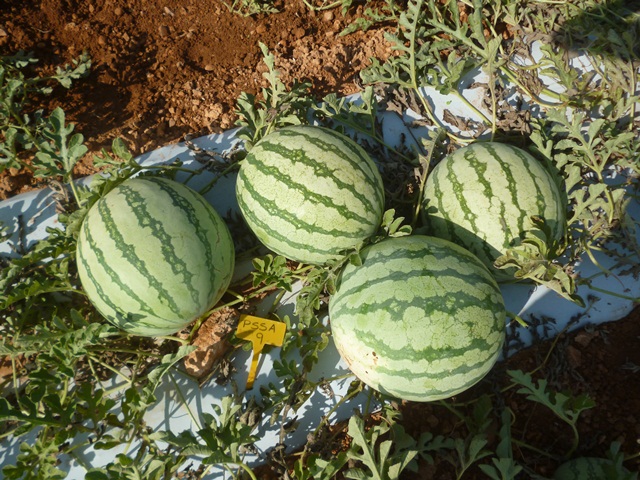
[86,353,134,385]
[451,89,492,126]
[301,0,349,12]
[511,438,558,459]
[410,128,444,228]
[584,284,639,302]
[232,461,258,480]
[67,178,84,209]
[197,161,241,196]
[169,371,202,430]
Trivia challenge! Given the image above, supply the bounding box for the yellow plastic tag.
[236,315,287,389]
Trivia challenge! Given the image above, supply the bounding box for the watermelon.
[76,177,235,336]
[421,142,566,281]
[328,235,506,402]
[235,125,385,265]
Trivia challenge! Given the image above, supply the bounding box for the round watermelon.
[328,235,506,402]
[421,142,566,282]
[76,177,235,336]
[235,125,385,265]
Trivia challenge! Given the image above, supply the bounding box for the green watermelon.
[328,235,506,402]
[235,125,385,265]
[76,177,235,336]
[421,142,566,281]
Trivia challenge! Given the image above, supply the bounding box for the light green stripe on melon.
[77,177,234,335]
[236,176,364,262]
[236,168,374,240]
[329,235,505,402]
[250,131,383,216]
[236,126,385,264]
[242,151,375,225]
[423,142,566,276]
[275,126,384,202]
[81,196,181,319]
[76,221,159,322]
[151,178,234,303]
[366,349,500,401]
[480,143,526,235]
[241,129,383,228]
[330,271,503,359]
[333,318,502,402]
[335,234,498,289]
[111,182,194,311]
[464,145,516,240]
[330,271,501,325]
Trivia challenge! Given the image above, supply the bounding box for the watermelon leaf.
[450,433,491,479]
[380,209,412,238]
[294,452,350,480]
[344,415,387,480]
[34,107,88,181]
[478,408,523,480]
[143,345,198,398]
[344,412,420,480]
[251,254,294,291]
[508,369,595,457]
[152,396,258,475]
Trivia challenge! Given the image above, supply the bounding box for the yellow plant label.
[236,315,287,389]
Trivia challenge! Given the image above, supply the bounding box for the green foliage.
[343,410,420,480]
[235,43,313,148]
[478,408,523,480]
[312,86,379,141]
[340,1,401,35]
[2,0,639,478]
[0,51,91,174]
[153,396,259,476]
[220,0,278,16]
[495,215,582,305]
[302,0,354,14]
[3,438,67,480]
[251,254,295,291]
[379,209,412,238]
[32,107,88,181]
[508,369,595,458]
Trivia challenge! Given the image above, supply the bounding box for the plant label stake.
[236,315,286,390]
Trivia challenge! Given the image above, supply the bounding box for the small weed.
[1,51,91,177]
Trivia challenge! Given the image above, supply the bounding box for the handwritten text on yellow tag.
[236,315,286,389]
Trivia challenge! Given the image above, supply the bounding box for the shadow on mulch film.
[553,0,640,61]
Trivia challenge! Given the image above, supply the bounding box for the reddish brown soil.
[0,0,393,198]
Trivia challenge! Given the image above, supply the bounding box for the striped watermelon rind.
[328,235,506,402]
[421,142,566,281]
[235,125,385,265]
[76,177,235,336]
